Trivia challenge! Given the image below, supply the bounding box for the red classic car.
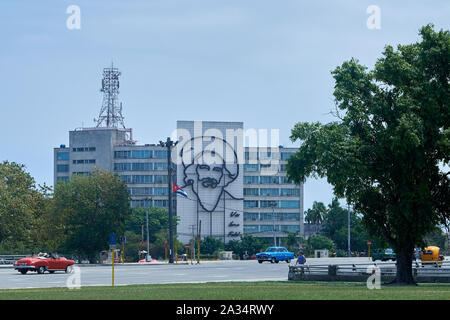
[14,253,75,274]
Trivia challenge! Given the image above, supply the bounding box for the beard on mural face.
[195,179,224,212]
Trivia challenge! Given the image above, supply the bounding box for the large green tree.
[53,170,131,262]
[0,161,50,254]
[287,25,449,284]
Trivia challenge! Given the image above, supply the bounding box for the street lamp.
[145,197,152,262]
[159,137,178,263]
[347,203,351,257]
[271,201,277,246]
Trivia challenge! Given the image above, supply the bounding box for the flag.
[173,183,188,198]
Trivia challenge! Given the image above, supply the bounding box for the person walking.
[296,251,306,265]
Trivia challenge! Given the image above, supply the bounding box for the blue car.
[256,246,295,264]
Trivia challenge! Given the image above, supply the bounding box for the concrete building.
[54,121,304,245]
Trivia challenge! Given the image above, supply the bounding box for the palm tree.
[305,201,327,225]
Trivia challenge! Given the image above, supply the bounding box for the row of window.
[244,200,300,209]
[72,159,96,164]
[57,152,70,160]
[114,162,168,171]
[244,212,300,221]
[120,175,174,184]
[72,147,96,152]
[244,225,300,233]
[131,199,176,208]
[243,188,300,197]
[244,164,288,172]
[244,152,294,161]
[127,187,169,196]
[243,176,294,184]
[114,150,167,159]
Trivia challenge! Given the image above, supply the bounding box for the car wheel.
[65,265,74,273]
[37,266,46,274]
[258,260,263,264]
[19,269,28,275]
[286,259,291,263]
[275,260,279,264]
[271,258,276,264]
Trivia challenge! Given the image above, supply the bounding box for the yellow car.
[420,246,445,266]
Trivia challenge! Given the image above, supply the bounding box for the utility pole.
[271,201,277,246]
[160,137,178,263]
[347,203,351,257]
[146,197,152,262]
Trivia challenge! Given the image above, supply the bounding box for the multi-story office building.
[54,122,303,245]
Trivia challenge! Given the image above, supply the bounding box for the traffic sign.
[367,241,372,246]
[184,244,190,249]
[109,234,117,245]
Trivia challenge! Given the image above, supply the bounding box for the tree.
[0,161,49,254]
[307,235,335,255]
[125,206,170,243]
[305,201,327,224]
[319,198,376,252]
[53,170,131,262]
[200,236,225,255]
[287,25,450,284]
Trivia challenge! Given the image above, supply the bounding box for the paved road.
[1,257,436,290]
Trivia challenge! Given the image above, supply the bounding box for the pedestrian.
[296,251,306,265]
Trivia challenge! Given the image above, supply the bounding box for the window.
[56,176,69,183]
[57,164,69,172]
[114,163,132,171]
[281,188,299,197]
[244,164,259,172]
[153,150,167,159]
[244,225,259,233]
[133,175,153,183]
[281,152,294,160]
[114,151,132,159]
[154,199,169,208]
[57,152,69,160]
[260,225,279,232]
[243,176,258,184]
[154,163,168,171]
[280,176,294,184]
[280,200,300,208]
[279,213,300,221]
[279,164,287,172]
[154,175,168,183]
[281,225,300,233]
[153,187,169,195]
[260,188,279,196]
[244,200,258,208]
[244,212,259,221]
[128,187,152,196]
[260,212,275,221]
[260,176,279,184]
[133,150,151,159]
[243,188,259,196]
[260,200,279,208]
[132,163,152,171]
[131,199,152,208]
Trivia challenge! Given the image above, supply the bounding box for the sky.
[0,0,449,211]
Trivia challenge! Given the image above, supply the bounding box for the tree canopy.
[287,25,450,284]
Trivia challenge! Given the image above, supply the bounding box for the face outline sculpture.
[179,136,242,212]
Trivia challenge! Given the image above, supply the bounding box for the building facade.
[54,122,304,245]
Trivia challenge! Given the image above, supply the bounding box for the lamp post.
[145,197,152,262]
[271,201,277,246]
[347,203,351,257]
[159,137,178,263]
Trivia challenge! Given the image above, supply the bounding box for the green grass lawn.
[0,281,449,300]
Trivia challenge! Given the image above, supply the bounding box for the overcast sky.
[0,0,448,211]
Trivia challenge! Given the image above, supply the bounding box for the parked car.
[420,246,445,266]
[13,253,74,274]
[256,247,295,264]
[371,248,396,261]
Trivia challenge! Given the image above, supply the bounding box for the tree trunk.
[393,246,416,285]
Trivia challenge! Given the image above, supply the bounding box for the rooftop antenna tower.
[94,63,135,144]
[95,62,126,129]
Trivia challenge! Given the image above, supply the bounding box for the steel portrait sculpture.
[178,136,243,213]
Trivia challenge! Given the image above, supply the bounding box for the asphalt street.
[0,257,375,290]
